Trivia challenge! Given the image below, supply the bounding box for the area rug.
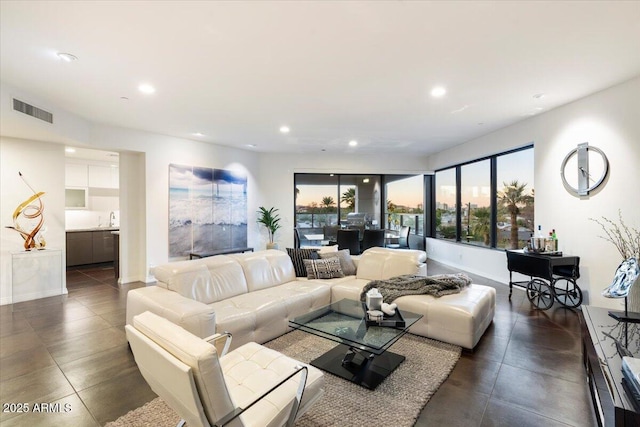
[105,330,461,427]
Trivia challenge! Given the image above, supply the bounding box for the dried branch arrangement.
[590,210,640,260]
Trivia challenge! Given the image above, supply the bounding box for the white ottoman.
[394,284,496,350]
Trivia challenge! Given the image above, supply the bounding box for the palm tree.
[387,200,398,228]
[321,196,335,211]
[472,207,491,246]
[321,196,335,225]
[498,180,534,249]
[340,188,355,210]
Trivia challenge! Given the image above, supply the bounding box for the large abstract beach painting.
[169,164,247,258]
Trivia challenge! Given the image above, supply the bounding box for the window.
[496,149,534,249]
[432,146,534,250]
[435,168,456,241]
[461,160,490,246]
[385,175,424,235]
[294,174,382,245]
[295,173,425,246]
[295,175,339,245]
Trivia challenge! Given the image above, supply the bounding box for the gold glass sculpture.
[5,172,46,251]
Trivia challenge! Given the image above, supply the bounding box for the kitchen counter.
[66,227,119,232]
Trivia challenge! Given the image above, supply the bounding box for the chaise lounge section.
[126,247,496,350]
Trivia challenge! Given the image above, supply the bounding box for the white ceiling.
[1,1,639,155]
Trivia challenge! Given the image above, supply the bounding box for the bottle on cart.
[552,229,558,251]
[546,232,554,252]
[536,225,544,238]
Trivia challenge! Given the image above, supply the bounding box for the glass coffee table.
[289,298,422,390]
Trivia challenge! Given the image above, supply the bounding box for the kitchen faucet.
[109,211,116,227]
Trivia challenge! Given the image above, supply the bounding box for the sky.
[296,175,424,208]
[437,149,534,206]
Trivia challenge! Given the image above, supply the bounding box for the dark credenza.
[581,306,640,426]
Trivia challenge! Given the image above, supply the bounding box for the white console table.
[11,249,65,304]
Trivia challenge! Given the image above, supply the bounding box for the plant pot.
[266,242,279,250]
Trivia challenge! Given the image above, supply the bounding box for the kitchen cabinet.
[66,231,94,266]
[65,164,88,187]
[66,163,119,189]
[65,187,88,209]
[88,165,119,189]
[66,229,117,266]
[92,230,115,263]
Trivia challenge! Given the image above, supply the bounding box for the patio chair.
[362,229,386,251]
[294,228,301,248]
[387,226,410,249]
[337,229,361,255]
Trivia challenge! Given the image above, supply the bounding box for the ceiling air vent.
[12,98,53,124]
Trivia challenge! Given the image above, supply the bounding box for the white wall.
[425,76,640,309]
[88,125,261,281]
[0,138,67,304]
[258,152,429,249]
[118,151,146,284]
[1,79,263,288]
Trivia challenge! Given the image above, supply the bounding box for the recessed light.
[65,147,76,153]
[192,132,205,137]
[363,178,370,183]
[430,86,447,98]
[279,126,290,134]
[535,107,544,111]
[120,96,129,101]
[348,140,358,147]
[533,93,545,99]
[138,83,156,94]
[57,52,78,62]
[247,144,257,148]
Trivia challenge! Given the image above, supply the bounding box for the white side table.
[11,249,65,304]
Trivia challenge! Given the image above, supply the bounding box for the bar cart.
[506,249,582,309]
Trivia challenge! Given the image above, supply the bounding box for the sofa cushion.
[304,258,345,279]
[211,281,331,348]
[286,248,319,277]
[319,249,356,276]
[317,245,338,253]
[356,247,427,280]
[151,256,249,304]
[228,250,297,292]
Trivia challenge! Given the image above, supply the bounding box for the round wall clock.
[560,142,609,196]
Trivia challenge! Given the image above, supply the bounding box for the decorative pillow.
[287,248,319,277]
[317,245,339,254]
[304,257,345,279]
[320,249,356,276]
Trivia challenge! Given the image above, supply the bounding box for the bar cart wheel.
[527,279,554,310]
[552,278,583,308]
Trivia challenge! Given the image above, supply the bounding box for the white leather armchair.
[126,311,324,427]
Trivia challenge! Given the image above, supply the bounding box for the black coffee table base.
[310,343,405,390]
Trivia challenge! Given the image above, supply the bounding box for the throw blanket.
[360,273,472,303]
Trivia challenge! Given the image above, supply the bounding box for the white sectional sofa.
[126,247,496,350]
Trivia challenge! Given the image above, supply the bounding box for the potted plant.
[257,206,282,249]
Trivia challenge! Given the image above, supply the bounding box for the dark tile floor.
[0,261,597,426]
